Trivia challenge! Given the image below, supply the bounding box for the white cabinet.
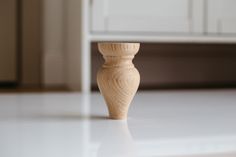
[208,0,236,34]
[72,0,236,92]
[91,0,236,35]
[92,0,204,34]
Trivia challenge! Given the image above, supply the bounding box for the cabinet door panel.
[91,0,203,34]
[208,0,236,34]
[0,0,17,82]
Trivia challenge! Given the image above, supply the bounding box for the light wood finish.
[97,43,140,120]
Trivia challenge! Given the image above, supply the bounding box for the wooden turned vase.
[97,43,140,120]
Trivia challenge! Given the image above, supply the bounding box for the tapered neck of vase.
[102,55,134,68]
[98,43,140,68]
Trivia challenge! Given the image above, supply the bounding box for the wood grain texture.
[97,43,140,120]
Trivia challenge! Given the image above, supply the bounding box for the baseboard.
[0,82,18,88]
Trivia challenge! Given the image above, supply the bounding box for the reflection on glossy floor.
[0,90,236,157]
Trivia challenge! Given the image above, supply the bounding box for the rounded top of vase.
[98,42,140,56]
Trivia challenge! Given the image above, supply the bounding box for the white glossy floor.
[1,90,236,157]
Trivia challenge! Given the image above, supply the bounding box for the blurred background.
[1,0,236,92]
[2,1,236,157]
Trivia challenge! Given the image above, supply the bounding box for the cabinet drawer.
[208,0,236,34]
[91,0,203,34]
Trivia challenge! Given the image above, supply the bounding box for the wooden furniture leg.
[97,43,140,120]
